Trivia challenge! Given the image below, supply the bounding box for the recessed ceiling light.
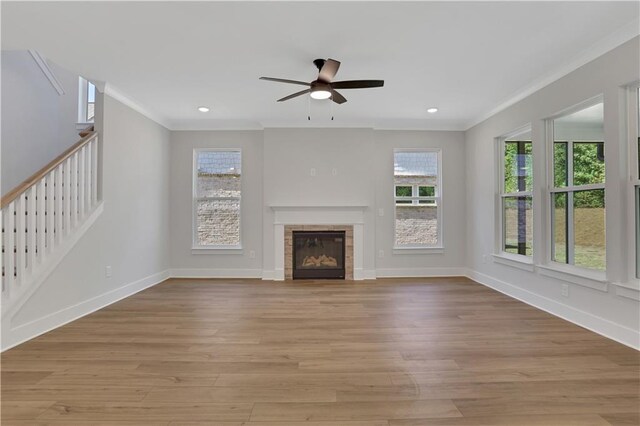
[198,106,210,112]
[427,107,439,114]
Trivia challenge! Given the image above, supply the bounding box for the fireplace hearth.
[293,231,346,279]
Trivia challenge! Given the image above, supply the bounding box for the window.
[499,127,533,256]
[550,101,605,271]
[394,150,441,247]
[632,87,640,279]
[193,150,241,248]
[78,77,96,123]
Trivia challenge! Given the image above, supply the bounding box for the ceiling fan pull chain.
[331,93,334,121]
[308,95,311,121]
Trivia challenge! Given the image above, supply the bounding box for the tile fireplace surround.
[270,206,366,280]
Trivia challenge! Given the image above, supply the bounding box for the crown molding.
[102,83,171,130]
[28,50,65,95]
[465,19,640,131]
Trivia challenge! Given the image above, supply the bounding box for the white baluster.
[46,172,55,253]
[15,193,26,287]
[55,166,63,244]
[78,147,86,219]
[86,142,92,211]
[36,180,46,264]
[70,153,78,229]
[92,137,98,206]
[63,158,71,235]
[2,206,13,299]
[26,186,37,276]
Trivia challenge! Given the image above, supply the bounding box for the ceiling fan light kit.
[260,58,384,106]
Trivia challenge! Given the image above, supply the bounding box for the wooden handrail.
[1,131,98,209]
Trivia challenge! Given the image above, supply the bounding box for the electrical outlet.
[332,168,338,176]
[105,266,112,278]
[378,249,384,258]
[249,250,256,259]
[561,284,569,297]
[310,168,316,176]
[378,208,384,217]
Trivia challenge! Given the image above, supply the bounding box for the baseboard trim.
[2,269,171,351]
[376,267,466,278]
[466,269,640,350]
[170,268,263,279]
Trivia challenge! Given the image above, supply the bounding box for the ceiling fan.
[260,58,384,104]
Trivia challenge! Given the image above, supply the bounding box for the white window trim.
[495,124,533,260]
[393,148,443,251]
[625,83,640,291]
[544,95,607,281]
[192,148,242,250]
[77,77,95,126]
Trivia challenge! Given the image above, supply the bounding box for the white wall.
[1,51,82,195]
[169,131,264,277]
[3,93,172,349]
[465,37,640,348]
[169,127,467,278]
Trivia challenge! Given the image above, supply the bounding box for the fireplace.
[292,231,346,279]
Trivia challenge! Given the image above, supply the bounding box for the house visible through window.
[500,128,533,256]
[394,150,441,247]
[551,101,605,271]
[194,150,241,247]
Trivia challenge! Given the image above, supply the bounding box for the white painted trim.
[466,269,639,350]
[170,268,263,279]
[538,263,608,292]
[262,270,275,280]
[492,253,535,272]
[1,269,171,351]
[465,18,640,130]
[362,269,377,280]
[28,50,65,95]
[375,267,466,278]
[102,83,171,130]
[393,247,444,255]
[2,203,105,321]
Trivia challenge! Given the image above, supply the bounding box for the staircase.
[1,130,102,318]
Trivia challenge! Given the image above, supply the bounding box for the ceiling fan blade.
[330,90,347,104]
[277,88,312,102]
[331,80,384,89]
[318,59,341,82]
[260,77,311,86]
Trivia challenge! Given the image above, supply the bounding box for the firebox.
[292,231,346,279]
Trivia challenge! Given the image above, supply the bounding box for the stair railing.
[1,131,100,304]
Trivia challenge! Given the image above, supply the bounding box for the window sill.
[191,246,243,255]
[538,263,608,292]
[393,246,444,255]
[492,253,534,272]
[76,122,94,130]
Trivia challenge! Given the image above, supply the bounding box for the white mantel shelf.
[269,205,367,280]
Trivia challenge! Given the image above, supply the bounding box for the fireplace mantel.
[269,205,367,280]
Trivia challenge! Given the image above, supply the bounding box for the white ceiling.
[2,1,638,130]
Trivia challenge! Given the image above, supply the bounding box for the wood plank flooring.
[2,277,638,425]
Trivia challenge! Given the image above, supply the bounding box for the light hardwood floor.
[2,277,638,425]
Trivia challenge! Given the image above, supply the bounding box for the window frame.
[496,125,533,260]
[77,77,95,125]
[545,95,606,273]
[393,148,443,250]
[192,148,242,251]
[626,84,640,287]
